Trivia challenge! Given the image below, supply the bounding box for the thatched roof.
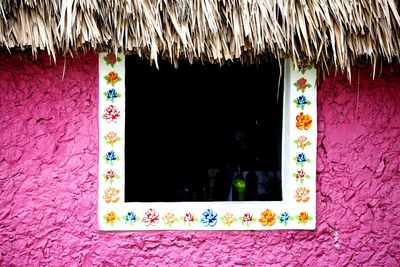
[0,0,399,71]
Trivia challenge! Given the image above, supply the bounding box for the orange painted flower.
[259,209,276,226]
[105,211,118,224]
[223,212,234,226]
[294,187,310,203]
[296,112,312,130]
[105,71,121,86]
[103,187,120,203]
[106,131,118,145]
[298,212,310,224]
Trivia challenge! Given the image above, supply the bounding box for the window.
[98,53,316,230]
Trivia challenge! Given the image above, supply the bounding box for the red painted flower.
[184,212,194,223]
[296,112,312,130]
[294,187,310,203]
[107,53,117,65]
[103,105,120,122]
[105,170,115,181]
[297,78,308,90]
[242,213,253,223]
[142,208,159,226]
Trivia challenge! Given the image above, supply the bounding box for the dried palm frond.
[0,0,399,72]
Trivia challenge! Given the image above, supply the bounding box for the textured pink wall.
[0,54,399,266]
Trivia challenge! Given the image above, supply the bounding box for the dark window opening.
[125,56,283,202]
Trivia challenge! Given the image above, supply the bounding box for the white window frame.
[98,53,317,230]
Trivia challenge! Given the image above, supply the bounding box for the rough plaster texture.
[0,54,399,266]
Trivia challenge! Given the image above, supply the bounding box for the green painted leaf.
[306,84,312,88]
[116,93,121,97]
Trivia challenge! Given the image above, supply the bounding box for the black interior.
[125,56,283,202]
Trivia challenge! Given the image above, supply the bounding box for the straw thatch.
[0,0,399,71]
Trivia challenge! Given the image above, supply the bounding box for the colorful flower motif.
[296,212,313,224]
[294,187,310,203]
[295,136,311,150]
[104,88,121,102]
[163,212,178,226]
[201,209,218,227]
[103,170,120,184]
[278,212,293,225]
[294,95,311,110]
[104,53,122,67]
[103,211,119,225]
[104,150,120,165]
[294,77,312,92]
[294,152,310,166]
[104,71,122,86]
[240,213,256,226]
[123,211,138,225]
[142,208,159,226]
[182,212,197,225]
[259,209,276,226]
[102,105,120,122]
[293,169,311,183]
[221,212,236,226]
[104,131,121,146]
[103,187,120,203]
[296,112,312,130]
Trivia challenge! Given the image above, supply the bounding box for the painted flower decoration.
[102,105,120,122]
[259,209,276,226]
[104,53,122,67]
[103,170,120,184]
[104,71,122,86]
[295,136,311,150]
[201,209,218,227]
[104,88,121,102]
[294,152,310,166]
[296,112,312,130]
[294,187,310,203]
[296,211,313,224]
[278,212,293,225]
[142,208,159,226]
[103,211,119,225]
[294,77,312,92]
[123,211,138,225]
[104,150,120,165]
[104,131,121,146]
[163,212,178,226]
[294,95,311,110]
[182,212,197,225]
[240,213,256,226]
[221,212,236,226]
[293,169,310,183]
[103,187,120,203]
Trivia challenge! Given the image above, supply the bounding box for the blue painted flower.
[201,209,218,227]
[105,150,117,161]
[125,211,137,223]
[279,212,290,224]
[294,95,311,109]
[104,88,120,102]
[296,153,307,165]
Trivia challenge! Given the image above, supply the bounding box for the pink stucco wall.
[0,54,399,266]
